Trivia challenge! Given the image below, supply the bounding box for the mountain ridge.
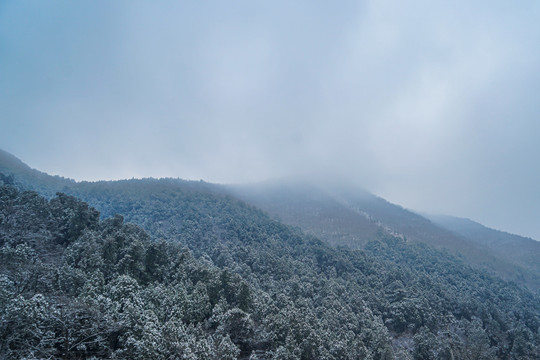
[1,148,539,290]
[427,213,540,276]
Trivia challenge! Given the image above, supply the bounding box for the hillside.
[229,181,540,290]
[1,150,540,358]
[2,184,540,359]
[2,150,539,289]
[427,214,540,278]
[0,149,74,197]
[227,181,382,248]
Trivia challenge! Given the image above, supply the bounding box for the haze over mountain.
[2,1,540,240]
[2,149,540,292]
[3,2,540,358]
[228,179,540,290]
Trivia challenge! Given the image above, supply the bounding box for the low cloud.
[1,0,540,239]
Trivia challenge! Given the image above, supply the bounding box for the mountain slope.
[1,150,540,358]
[2,184,540,359]
[1,149,539,289]
[229,180,540,290]
[427,214,540,276]
[0,149,74,196]
[227,181,382,248]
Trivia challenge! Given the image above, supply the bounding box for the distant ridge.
[427,214,540,277]
[229,180,540,290]
[0,148,74,197]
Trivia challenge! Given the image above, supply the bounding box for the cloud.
[1,0,540,239]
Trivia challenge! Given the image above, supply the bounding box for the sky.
[1,0,540,239]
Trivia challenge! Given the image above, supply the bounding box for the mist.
[1,0,540,239]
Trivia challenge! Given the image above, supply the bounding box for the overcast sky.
[1,0,540,239]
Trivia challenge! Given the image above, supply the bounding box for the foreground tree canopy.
[0,183,539,359]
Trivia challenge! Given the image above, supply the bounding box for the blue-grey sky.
[1,1,540,239]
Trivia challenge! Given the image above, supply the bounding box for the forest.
[1,174,539,359]
[2,1,540,358]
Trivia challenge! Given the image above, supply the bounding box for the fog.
[1,1,540,239]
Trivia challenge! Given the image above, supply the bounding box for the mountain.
[427,214,540,277]
[227,181,382,248]
[228,180,471,249]
[2,149,539,289]
[1,150,540,358]
[228,180,540,290]
[0,148,74,197]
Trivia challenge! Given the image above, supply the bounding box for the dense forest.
[1,176,539,359]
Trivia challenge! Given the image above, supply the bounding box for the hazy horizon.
[2,1,540,240]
